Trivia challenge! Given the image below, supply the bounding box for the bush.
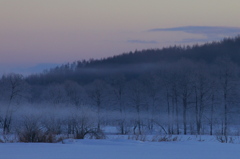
[128,134,146,142]
[151,135,179,142]
[16,115,59,143]
[67,108,104,139]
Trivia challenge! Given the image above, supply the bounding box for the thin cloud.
[149,26,240,36]
[149,26,240,44]
[127,40,158,44]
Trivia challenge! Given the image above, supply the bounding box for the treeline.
[1,36,240,142]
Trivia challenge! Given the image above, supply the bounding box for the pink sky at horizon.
[0,0,240,73]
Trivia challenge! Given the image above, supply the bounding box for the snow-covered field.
[1,137,240,159]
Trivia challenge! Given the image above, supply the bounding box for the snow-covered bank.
[1,139,240,159]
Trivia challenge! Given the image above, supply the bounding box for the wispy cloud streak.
[149,26,240,36]
[127,40,158,44]
[149,26,240,43]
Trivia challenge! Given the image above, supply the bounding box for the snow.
[1,138,240,159]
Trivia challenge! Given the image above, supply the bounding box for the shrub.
[16,115,59,143]
[151,135,179,142]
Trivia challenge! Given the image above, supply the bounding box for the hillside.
[83,35,240,67]
[26,36,240,85]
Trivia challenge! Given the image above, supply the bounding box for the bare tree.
[0,73,28,134]
[162,70,181,135]
[41,83,67,105]
[126,79,146,135]
[86,79,109,131]
[192,66,211,135]
[109,75,128,134]
[141,72,162,132]
[63,80,87,107]
[177,62,194,135]
[207,77,219,135]
[216,58,239,139]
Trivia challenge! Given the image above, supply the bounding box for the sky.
[1,0,240,74]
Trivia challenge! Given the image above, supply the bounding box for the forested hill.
[26,36,240,85]
[83,36,240,67]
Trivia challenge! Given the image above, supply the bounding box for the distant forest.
[27,35,240,84]
[1,36,240,142]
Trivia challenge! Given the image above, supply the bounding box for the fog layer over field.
[1,59,240,143]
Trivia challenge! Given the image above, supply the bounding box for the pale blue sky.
[0,0,240,74]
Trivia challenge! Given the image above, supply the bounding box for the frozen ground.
[1,137,240,159]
